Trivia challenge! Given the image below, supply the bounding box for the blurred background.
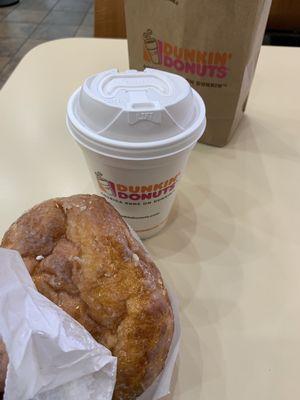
[0,0,299,88]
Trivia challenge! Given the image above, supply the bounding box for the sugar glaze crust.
[1,195,174,399]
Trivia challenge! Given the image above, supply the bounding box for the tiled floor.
[0,0,94,88]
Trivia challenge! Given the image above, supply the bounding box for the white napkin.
[0,247,180,400]
[0,249,117,400]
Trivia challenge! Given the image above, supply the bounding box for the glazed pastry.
[1,195,174,399]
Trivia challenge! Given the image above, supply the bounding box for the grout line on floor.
[4,37,27,66]
[74,7,91,36]
[25,0,59,41]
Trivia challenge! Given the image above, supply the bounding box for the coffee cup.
[67,68,206,239]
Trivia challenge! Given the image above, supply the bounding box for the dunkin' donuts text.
[143,29,232,79]
[95,172,180,204]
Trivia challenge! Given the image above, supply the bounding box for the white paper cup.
[67,68,206,239]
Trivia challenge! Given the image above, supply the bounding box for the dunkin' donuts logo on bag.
[143,29,232,79]
[95,172,180,204]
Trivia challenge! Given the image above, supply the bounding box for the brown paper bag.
[124,0,272,146]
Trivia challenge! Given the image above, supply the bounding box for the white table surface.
[0,39,300,400]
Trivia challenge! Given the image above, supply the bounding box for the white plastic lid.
[67,68,206,160]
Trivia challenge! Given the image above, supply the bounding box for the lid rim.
[68,89,206,151]
[67,117,206,161]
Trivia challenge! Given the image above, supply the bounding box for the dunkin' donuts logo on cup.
[95,172,180,204]
[143,29,232,79]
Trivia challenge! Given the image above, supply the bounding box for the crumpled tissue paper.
[0,248,117,400]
